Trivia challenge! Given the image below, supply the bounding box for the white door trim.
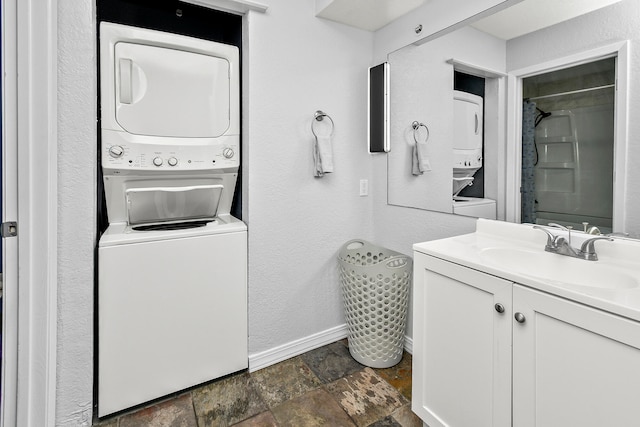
[505,41,629,231]
[1,0,19,424]
[2,0,59,425]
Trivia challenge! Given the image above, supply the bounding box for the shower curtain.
[521,100,537,223]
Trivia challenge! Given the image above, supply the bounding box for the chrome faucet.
[579,236,614,261]
[533,224,613,261]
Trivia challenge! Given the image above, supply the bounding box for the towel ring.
[312,110,334,137]
[412,121,429,145]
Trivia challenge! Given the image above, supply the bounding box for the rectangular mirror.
[384,0,634,234]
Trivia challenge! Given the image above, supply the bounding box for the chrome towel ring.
[412,121,429,145]
[312,110,334,137]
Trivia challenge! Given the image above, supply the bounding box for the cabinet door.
[412,254,512,427]
[513,285,640,427]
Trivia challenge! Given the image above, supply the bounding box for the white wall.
[54,0,376,421]
[506,0,640,237]
[56,0,96,425]
[244,0,374,357]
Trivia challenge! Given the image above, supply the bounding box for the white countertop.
[413,219,640,322]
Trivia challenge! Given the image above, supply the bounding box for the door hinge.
[1,221,17,238]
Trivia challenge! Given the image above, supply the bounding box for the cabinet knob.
[514,312,526,323]
[494,303,505,314]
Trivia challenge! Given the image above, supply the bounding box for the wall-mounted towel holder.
[312,110,334,177]
[312,110,334,137]
[412,121,429,145]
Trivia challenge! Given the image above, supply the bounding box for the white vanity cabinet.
[412,253,512,427]
[413,252,640,427]
[512,284,640,427]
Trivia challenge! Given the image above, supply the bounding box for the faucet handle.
[548,222,568,230]
[549,223,572,244]
[579,236,614,261]
[533,225,557,249]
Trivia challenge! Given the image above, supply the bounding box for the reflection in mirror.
[386,0,636,235]
[453,72,485,200]
[386,25,505,217]
[521,58,615,233]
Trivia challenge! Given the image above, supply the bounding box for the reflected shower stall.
[521,58,615,233]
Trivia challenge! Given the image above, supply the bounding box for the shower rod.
[526,84,615,101]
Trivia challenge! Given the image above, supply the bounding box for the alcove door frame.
[505,41,629,231]
[1,0,58,425]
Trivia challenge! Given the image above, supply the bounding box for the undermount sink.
[479,247,639,290]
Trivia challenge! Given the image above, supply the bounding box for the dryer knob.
[223,147,235,159]
[153,157,163,167]
[168,157,178,167]
[108,145,124,158]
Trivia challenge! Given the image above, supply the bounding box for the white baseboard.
[248,324,413,372]
[404,335,413,355]
[248,324,349,372]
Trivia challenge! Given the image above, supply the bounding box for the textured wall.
[56,0,97,425]
[506,0,640,237]
[54,0,374,420]
[244,0,374,355]
[52,0,512,421]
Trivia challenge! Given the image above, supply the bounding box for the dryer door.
[114,42,230,138]
[453,97,483,151]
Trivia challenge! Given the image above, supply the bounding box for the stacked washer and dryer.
[451,90,496,219]
[98,23,247,417]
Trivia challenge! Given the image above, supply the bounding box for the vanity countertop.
[414,219,640,322]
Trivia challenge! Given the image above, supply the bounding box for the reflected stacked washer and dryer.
[452,90,496,219]
[98,23,247,417]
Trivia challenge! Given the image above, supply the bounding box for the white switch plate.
[359,179,369,196]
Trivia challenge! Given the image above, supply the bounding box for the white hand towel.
[314,135,334,177]
[412,141,431,175]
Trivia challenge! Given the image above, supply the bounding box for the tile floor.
[94,339,421,427]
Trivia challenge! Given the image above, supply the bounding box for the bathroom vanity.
[412,219,640,427]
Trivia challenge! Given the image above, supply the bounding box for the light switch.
[360,179,369,196]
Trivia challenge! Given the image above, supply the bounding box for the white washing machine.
[99,216,247,417]
[98,23,247,416]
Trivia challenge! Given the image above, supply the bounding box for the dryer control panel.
[102,130,239,172]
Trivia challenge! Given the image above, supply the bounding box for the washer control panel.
[453,148,483,169]
[454,154,482,168]
[102,133,239,172]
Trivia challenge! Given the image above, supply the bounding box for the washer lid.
[114,42,231,138]
[126,184,223,225]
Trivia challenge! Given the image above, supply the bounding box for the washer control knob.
[108,145,124,158]
[168,157,178,167]
[223,147,235,159]
[153,157,163,167]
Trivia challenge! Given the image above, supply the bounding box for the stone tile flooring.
[94,340,420,427]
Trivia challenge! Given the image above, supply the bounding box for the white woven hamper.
[338,239,412,368]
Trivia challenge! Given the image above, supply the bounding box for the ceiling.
[470,0,622,40]
[315,0,426,32]
[315,0,622,38]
